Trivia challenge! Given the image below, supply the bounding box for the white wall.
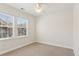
[0,4,36,55]
[73,4,79,56]
[0,4,75,55]
[36,6,73,49]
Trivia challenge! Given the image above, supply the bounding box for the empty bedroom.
[0,3,79,56]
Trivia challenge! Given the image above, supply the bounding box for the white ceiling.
[6,3,73,16]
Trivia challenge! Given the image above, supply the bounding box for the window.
[16,17,27,36]
[0,12,28,39]
[0,12,13,38]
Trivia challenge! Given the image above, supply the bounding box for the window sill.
[0,37,12,40]
[15,35,28,38]
[0,35,28,40]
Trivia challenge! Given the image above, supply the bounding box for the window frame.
[15,17,28,38]
[0,12,14,39]
[0,12,28,40]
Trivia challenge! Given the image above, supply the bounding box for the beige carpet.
[1,42,74,56]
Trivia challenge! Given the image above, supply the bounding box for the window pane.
[0,12,13,38]
[18,28,26,36]
[0,12,13,26]
[16,17,27,36]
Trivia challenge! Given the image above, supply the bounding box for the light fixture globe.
[35,3,43,13]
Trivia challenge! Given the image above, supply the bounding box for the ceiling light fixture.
[35,3,43,13]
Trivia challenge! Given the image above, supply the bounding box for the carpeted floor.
[1,42,74,56]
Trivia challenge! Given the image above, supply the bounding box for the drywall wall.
[73,4,79,56]
[0,4,36,55]
[0,3,74,55]
[36,5,73,49]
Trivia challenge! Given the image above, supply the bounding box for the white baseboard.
[0,41,35,55]
[37,41,73,50]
